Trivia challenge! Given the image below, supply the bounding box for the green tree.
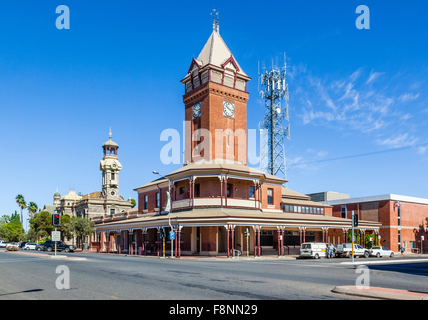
[130,199,136,208]
[58,214,72,241]
[69,216,95,250]
[0,211,24,242]
[28,211,54,241]
[10,211,20,224]
[0,215,11,226]
[27,202,38,217]
[15,194,27,226]
[0,223,24,242]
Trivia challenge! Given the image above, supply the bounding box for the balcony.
[171,197,260,210]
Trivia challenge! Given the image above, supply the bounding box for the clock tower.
[181,12,251,165]
[99,129,122,200]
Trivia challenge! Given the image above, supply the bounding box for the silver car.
[24,242,38,250]
[369,246,394,258]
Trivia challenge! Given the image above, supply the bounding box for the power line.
[288,142,428,168]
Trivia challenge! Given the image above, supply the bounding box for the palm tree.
[15,194,27,226]
[27,202,38,218]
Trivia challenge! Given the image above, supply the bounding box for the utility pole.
[351,211,355,263]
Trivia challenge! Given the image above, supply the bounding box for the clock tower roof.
[195,31,248,78]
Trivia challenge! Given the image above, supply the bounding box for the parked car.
[24,242,39,250]
[299,242,327,259]
[369,246,394,258]
[19,242,28,249]
[336,243,370,258]
[41,241,74,253]
[0,240,8,248]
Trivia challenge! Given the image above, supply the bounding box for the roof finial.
[211,8,219,33]
[109,127,112,139]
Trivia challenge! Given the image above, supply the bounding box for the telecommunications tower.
[259,56,290,186]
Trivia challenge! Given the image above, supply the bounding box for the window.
[302,206,305,214]
[298,206,301,213]
[341,206,346,218]
[294,206,298,213]
[144,195,148,210]
[249,186,255,198]
[286,205,289,212]
[227,184,233,197]
[111,173,115,180]
[321,208,324,215]
[110,209,115,215]
[195,184,200,198]
[290,205,293,212]
[267,188,273,205]
[317,207,320,214]
[306,207,309,214]
[155,192,160,208]
[179,186,185,195]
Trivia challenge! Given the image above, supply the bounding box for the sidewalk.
[332,286,428,300]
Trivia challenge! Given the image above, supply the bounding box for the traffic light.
[52,213,60,226]
[353,214,358,227]
[160,228,166,238]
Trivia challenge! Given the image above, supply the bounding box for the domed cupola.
[102,128,119,158]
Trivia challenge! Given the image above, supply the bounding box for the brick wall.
[183,82,249,165]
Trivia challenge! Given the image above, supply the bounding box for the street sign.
[52,231,61,241]
[422,236,425,241]
[113,233,117,238]
[278,235,282,241]
[170,231,175,240]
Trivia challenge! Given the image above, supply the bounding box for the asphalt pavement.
[1,248,428,301]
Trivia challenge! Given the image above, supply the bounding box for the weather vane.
[211,8,219,33]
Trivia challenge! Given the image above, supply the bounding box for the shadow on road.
[0,289,44,297]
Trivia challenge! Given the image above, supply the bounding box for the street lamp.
[152,170,174,258]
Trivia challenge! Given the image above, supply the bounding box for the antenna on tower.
[258,53,291,187]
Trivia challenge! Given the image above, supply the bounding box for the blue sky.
[1,1,427,229]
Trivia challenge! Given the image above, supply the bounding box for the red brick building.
[91,20,380,257]
[322,195,428,253]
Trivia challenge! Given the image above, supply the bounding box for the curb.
[332,286,428,300]
[1,250,87,261]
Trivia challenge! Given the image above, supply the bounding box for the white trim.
[321,194,428,206]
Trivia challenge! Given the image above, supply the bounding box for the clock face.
[193,102,201,119]
[223,101,235,118]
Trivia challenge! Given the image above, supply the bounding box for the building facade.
[322,194,428,253]
[42,132,133,220]
[91,20,380,257]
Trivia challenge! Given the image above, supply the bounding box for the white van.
[299,242,327,259]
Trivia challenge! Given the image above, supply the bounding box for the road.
[1,249,428,305]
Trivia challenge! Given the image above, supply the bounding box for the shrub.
[6,245,19,251]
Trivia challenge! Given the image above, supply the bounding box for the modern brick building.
[91,18,380,257]
[321,194,428,253]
